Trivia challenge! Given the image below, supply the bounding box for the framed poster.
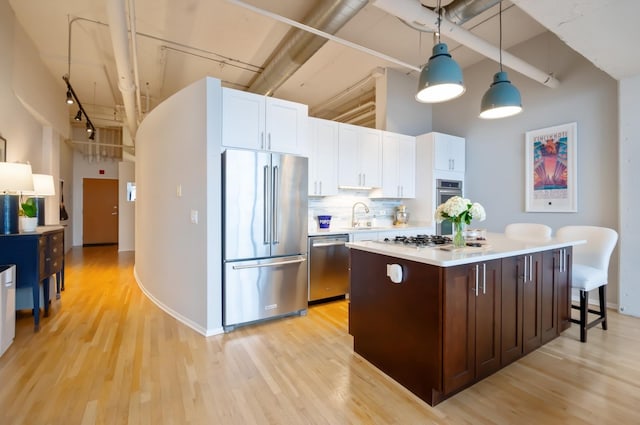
[525,122,577,212]
[0,135,6,161]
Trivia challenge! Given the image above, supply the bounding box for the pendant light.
[479,0,522,119]
[415,0,465,103]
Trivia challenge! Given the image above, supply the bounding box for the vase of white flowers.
[435,196,486,248]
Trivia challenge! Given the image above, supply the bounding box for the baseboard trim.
[132,266,224,337]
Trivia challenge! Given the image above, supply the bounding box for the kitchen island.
[346,233,582,406]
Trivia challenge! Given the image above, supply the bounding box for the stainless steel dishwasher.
[308,234,350,302]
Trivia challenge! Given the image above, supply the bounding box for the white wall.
[618,74,640,316]
[1,0,68,168]
[432,32,620,305]
[135,77,223,335]
[1,0,71,245]
[71,152,119,246]
[377,68,433,136]
[118,161,135,252]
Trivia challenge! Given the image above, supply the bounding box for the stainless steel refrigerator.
[222,149,308,330]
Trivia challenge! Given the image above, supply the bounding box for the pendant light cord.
[499,0,503,72]
[437,0,442,43]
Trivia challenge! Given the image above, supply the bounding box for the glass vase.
[453,221,466,248]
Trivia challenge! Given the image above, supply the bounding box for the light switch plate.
[190,210,198,224]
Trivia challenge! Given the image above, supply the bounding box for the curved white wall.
[135,77,222,335]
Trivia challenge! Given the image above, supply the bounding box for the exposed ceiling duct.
[445,0,501,25]
[374,0,560,88]
[106,0,139,140]
[246,0,369,96]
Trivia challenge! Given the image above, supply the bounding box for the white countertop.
[346,232,584,267]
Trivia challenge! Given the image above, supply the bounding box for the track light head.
[88,132,95,140]
[74,110,82,121]
[86,122,93,133]
[66,90,74,104]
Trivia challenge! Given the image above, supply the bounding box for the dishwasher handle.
[312,241,347,248]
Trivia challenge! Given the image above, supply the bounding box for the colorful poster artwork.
[532,131,568,200]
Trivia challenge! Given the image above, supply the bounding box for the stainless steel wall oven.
[436,178,463,236]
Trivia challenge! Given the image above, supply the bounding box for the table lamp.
[0,162,34,234]
[27,174,56,226]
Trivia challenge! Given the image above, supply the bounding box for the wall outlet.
[190,209,198,224]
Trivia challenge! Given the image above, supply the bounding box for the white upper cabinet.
[433,132,465,173]
[338,123,382,189]
[375,131,416,198]
[222,88,308,155]
[308,117,339,196]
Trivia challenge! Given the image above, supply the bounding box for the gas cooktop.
[379,234,452,248]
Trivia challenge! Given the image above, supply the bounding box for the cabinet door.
[222,88,265,150]
[501,256,524,366]
[359,128,382,188]
[474,260,502,380]
[308,118,338,196]
[434,133,465,172]
[522,252,543,354]
[443,264,475,394]
[557,247,572,333]
[266,97,308,155]
[338,124,360,187]
[449,136,466,173]
[380,132,400,197]
[541,247,572,343]
[397,135,416,198]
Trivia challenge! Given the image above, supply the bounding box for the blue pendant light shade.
[479,71,522,119]
[416,43,465,103]
[479,0,522,119]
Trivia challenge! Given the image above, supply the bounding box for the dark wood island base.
[349,246,572,406]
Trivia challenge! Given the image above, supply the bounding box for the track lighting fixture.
[416,0,465,103]
[66,90,74,104]
[479,0,522,119]
[63,75,97,138]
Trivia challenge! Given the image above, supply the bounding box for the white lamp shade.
[0,163,34,193]
[31,174,56,196]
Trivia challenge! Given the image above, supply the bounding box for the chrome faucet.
[351,202,370,227]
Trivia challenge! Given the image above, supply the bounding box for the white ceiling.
[7,0,640,128]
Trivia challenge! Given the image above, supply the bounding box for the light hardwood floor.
[1,246,639,424]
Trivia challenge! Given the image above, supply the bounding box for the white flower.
[434,196,486,224]
[469,202,486,221]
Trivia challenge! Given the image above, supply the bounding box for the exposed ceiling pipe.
[106,0,138,140]
[242,0,369,96]
[127,0,143,122]
[374,0,560,88]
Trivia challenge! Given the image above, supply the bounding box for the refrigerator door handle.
[231,257,306,270]
[263,165,270,245]
[272,165,280,245]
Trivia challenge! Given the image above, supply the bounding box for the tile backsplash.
[308,191,403,231]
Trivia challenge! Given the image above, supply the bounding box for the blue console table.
[0,226,64,331]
